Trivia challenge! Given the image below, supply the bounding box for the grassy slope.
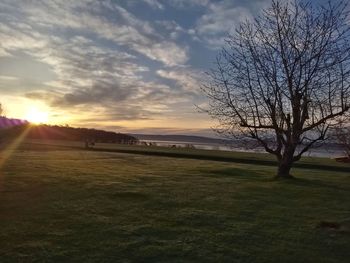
[0,141,349,262]
[23,139,350,173]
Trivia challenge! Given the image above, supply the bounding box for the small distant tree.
[202,0,350,178]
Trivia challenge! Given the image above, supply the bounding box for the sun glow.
[25,108,49,124]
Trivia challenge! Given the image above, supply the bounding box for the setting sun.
[25,108,49,124]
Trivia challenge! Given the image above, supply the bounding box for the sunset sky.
[0,0,326,136]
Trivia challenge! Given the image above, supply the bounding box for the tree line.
[0,118,138,144]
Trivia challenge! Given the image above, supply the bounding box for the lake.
[141,140,346,158]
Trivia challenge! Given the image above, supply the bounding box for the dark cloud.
[57,82,136,106]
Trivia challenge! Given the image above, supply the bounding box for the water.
[141,140,346,158]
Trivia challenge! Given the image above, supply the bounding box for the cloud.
[0,0,188,66]
[0,75,18,81]
[155,20,186,40]
[0,0,221,132]
[0,47,11,57]
[0,0,194,124]
[168,0,210,9]
[157,67,204,94]
[192,0,270,49]
[143,0,164,10]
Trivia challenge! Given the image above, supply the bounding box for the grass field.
[0,140,350,262]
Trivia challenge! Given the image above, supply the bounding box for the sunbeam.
[0,125,31,168]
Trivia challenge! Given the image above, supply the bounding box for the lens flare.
[25,108,49,124]
[0,125,31,168]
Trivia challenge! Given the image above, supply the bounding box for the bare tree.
[202,0,350,178]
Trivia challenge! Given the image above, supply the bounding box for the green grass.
[22,139,350,173]
[0,140,349,262]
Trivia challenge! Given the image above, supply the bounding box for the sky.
[0,0,326,136]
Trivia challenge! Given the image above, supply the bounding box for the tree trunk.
[276,150,295,179]
[276,162,293,178]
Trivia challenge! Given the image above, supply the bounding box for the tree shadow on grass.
[279,177,349,191]
[108,191,149,201]
[200,167,269,182]
[201,167,349,191]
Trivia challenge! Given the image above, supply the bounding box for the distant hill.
[131,134,231,144]
[0,118,137,144]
